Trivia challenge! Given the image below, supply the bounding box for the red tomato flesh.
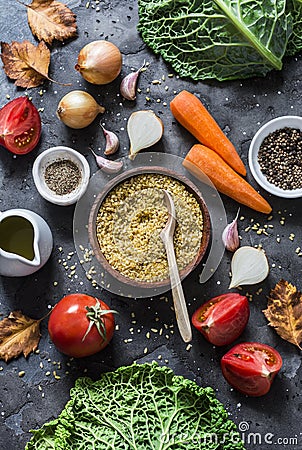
[0,97,41,154]
[48,294,115,358]
[192,293,249,346]
[221,342,282,396]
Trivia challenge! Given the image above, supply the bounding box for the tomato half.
[0,97,41,154]
[48,294,116,358]
[192,293,249,346]
[221,342,282,396]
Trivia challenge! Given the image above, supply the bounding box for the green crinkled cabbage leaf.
[286,0,302,55]
[26,363,245,450]
[137,0,292,81]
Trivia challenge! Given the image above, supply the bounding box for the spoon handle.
[162,235,192,343]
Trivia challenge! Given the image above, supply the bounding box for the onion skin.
[75,41,122,85]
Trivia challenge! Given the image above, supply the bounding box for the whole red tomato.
[0,97,41,154]
[48,294,116,358]
[192,293,249,346]
[221,342,282,396]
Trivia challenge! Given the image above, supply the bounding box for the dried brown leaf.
[0,310,41,362]
[263,279,302,349]
[0,40,51,88]
[27,0,77,45]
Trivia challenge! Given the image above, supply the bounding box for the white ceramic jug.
[0,209,53,277]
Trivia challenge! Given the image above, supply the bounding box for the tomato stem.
[82,299,117,342]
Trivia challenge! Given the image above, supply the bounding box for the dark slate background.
[0,1,301,449]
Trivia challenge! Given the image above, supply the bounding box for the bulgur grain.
[96,174,204,282]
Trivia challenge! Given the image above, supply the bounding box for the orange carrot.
[183,144,272,214]
[170,90,246,176]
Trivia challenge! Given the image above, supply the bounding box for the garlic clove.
[127,110,164,160]
[120,61,146,101]
[229,246,269,289]
[222,208,240,252]
[101,125,119,155]
[89,148,123,173]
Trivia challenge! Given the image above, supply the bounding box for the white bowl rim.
[32,146,90,206]
[248,115,302,199]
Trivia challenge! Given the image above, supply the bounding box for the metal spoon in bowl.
[160,190,192,343]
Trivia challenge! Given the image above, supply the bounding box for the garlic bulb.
[229,246,269,289]
[222,209,240,252]
[75,41,122,85]
[127,110,164,160]
[57,91,105,129]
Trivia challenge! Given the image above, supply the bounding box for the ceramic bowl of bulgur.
[88,166,210,289]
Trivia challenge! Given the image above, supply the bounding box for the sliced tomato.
[221,342,282,396]
[0,97,41,154]
[192,293,249,346]
[48,294,116,358]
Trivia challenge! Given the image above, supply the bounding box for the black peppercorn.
[258,127,302,190]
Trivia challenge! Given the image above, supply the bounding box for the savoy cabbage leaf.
[26,363,245,450]
[286,0,302,55]
[137,0,292,81]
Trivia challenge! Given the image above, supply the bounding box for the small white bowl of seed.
[249,116,302,198]
[32,146,90,206]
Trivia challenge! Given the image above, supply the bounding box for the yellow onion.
[56,90,105,129]
[75,40,122,85]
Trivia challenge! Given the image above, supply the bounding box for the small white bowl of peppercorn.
[249,115,302,198]
[32,146,90,206]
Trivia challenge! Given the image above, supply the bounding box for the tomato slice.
[0,97,41,154]
[221,342,282,396]
[192,293,249,346]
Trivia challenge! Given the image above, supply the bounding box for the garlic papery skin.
[222,209,240,252]
[75,41,122,85]
[127,110,164,160]
[229,246,269,289]
[89,148,123,173]
[120,61,146,100]
[57,91,105,129]
[101,125,119,155]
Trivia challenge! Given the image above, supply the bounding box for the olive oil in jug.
[0,216,35,261]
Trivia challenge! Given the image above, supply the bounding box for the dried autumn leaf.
[263,279,302,349]
[1,40,51,88]
[0,310,41,362]
[27,0,77,45]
